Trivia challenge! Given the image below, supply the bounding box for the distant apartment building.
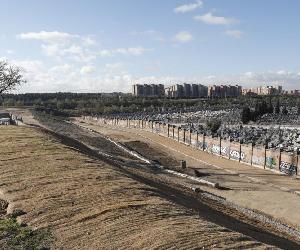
[165,83,208,98]
[242,85,283,96]
[282,89,300,96]
[165,84,184,98]
[208,85,242,98]
[132,84,165,97]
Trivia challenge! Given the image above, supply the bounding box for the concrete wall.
[265,149,280,171]
[220,139,230,159]
[229,142,242,161]
[191,132,198,148]
[90,117,299,176]
[280,152,297,176]
[206,136,221,155]
[185,130,191,145]
[241,144,253,165]
[179,128,185,143]
[252,146,266,168]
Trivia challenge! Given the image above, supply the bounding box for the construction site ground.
[0,108,299,249]
[74,119,300,231]
[2,125,294,249]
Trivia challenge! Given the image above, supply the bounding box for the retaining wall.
[85,117,299,176]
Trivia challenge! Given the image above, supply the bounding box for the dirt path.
[75,120,300,231]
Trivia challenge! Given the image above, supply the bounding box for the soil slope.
[0,126,276,249]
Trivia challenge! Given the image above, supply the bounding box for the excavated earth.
[0,113,299,249]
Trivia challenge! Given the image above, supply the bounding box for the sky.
[1,0,300,93]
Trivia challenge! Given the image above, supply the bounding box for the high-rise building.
[165,84,184,98]
[132,84,165,97]
[198,84,208,97]
[208,85,241,98]
[165,83,208,98]
[242,85,283,96]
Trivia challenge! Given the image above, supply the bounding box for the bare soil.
[123,140,179,167]
[0,125,283,249]
[75,119,300,232]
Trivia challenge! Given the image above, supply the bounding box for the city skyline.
[1,0,300,93]
[132,83,293,98]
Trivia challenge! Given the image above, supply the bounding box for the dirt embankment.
[0,125,289,249]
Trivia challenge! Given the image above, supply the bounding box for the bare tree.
[0,60,26,95]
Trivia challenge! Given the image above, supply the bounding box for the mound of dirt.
[0,126,280,249]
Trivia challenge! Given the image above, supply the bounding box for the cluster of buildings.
[132,83,299,98]
[132,84,165,97]
[133,83,243,98]
[242,86,283,96]
[164,84,208,98]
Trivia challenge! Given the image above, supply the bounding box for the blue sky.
[1,0,300,92]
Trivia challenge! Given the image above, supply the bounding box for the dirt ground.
[0,125,282,249]
[75,119,300,231]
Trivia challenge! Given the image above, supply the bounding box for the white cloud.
[41,43,60,57]
[194,12,237,25]
[225,30,244,39]
[18,31,75,43]
[8,58,300,93]
[80,65,95,74]
[105,63,123,69]
[18,30,151,64]
[81,36,97,47]
[174,0,203,14]
[98,46,151,57]
[41,43,96,62]
[173,31,193,43]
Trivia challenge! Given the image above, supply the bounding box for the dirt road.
[74,119,300,232]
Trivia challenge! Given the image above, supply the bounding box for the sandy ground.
[75,120,300,231]
[0,125,279,249]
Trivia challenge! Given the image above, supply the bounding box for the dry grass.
[0,126,274,249]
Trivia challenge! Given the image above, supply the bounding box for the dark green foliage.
[275,99,280,114]
[241,107,251,124]
[267,97,274,113]
[0,93,299,117]
[282,106,288,115]
[206,119,222,133]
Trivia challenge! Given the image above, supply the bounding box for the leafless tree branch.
[0,60,26,95]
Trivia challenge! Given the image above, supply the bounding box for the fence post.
[263,145,267,169]
[239,141,242,162]
[279,148,282,172]
[250,143,254,165]
[297,154,299,176]
[172,125,175,139]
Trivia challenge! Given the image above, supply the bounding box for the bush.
[206,119,222,133]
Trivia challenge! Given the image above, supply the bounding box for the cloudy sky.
[1,0,300,93]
